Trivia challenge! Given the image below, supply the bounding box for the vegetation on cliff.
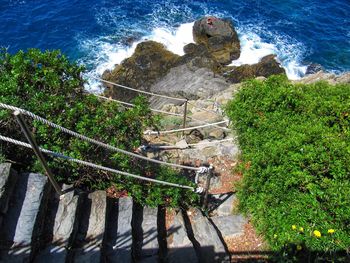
[226,75,350,260]
[0,48,198,207]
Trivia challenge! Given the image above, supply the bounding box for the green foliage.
[226,75,350,260]
[0,48,198,207]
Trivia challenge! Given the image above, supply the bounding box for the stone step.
[133,205,159,263]
[34,185,80,263]
[103,197,133,263]
[188,208,230,263]
[211,215,246,239]
[0,173,50,262]
[167,210,198,263]
[70,190,107,263]
[0,163,18,225]
[209,193,246,239]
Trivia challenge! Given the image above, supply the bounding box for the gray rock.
[193,17,240,64]
[0,173,49,262]
[177,138,240,162]
[52,186,80,244]
[149,64,229,108]
[294,71,350,85]
[305,63,323,75]
[107,197,133,263]
[140,207,159,262]
[211,215,246,239]
[0,163,18,222]
[72,190,107,263]
[167,211,198,263]
[189,208,230,263]
[210,193,236,216]
[35,185,79,263]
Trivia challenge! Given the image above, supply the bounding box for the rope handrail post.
[13,111,63,196]
[182,99,188,137]
[202,164,213,210]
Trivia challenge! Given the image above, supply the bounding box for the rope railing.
[139,138,234,151]
[144,120,229,135]
[91,76,187,102]
[90,92,230,131]
[187,115,230,131]
[187,101,222,116]
[0,103,200,171]
[0,135,199,191]
[188,138,233,147]
[91,93,183,117]
[89,78,232,134]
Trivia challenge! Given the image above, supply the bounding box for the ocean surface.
[0,0,349,92]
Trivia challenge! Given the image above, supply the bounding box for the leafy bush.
[0,48,198,207]
[226,75,350,260]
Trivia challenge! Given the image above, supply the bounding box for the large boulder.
[223,54,286,83]
[193,17,240,65]
[149,64,229,107]
[103,41,180,101]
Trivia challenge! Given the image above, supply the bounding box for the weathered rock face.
[0,173,50,262]
[305,63,323,75]
[223,54,286,83]
[181,43,220,72]
[72,191,107,263]
[167,211,198,263]
[35,185,80,263]
[193,16,240,65]
[0,163,18,223]
[104,197,133,263]
[103,41,180,101]
[294,71,350,85]
[149,64,229,105]
[189,208,230,263]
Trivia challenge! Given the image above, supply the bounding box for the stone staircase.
[0,163,245,263]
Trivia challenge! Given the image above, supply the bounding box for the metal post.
[14,111,63,195]
[182,99,188,137]
[202,164,213,210]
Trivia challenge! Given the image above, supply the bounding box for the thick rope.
[188,138,233,147]
[187,116,230,131]
[92,77,187,102]
[92,92,229,131]
[0,103,200,171]
[144,120,229,135]
[0,135,196,190]
[187,101,222,116]
[140,138,234,150]
[91,93,183,117]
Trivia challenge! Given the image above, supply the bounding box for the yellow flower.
[292,225,297,230]
[328,229,335,234]
[273,234,278,239]
[313,230,321,238]
[296,245,302,251]
[299,227,304,232]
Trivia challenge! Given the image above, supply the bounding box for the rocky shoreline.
[101,16,349,107]
[101,16,287,104]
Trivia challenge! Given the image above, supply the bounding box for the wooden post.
[14,111,63,195]
[182,99,188,137]
[202,164,213,210]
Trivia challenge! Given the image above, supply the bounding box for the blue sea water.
[0,0,349,91]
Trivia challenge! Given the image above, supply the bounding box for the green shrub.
[226,75,350,260]
[0,48,198,207]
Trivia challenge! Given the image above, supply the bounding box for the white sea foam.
[147,22,194,55]
[81,22,194,92]
[230,33,276,66]
[82,21,307,92]
[230,30,307,80]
